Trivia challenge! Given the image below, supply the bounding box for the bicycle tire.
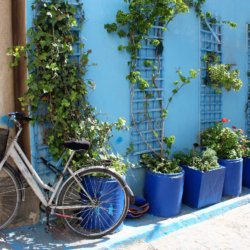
[0,163,21,230]
[57,166,129,238]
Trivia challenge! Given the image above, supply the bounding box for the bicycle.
[0,112,134,239]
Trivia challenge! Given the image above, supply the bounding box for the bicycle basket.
[0,128,9,160]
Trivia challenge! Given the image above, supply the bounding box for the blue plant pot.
[243,157,250,188]
[182,165,225,209]
[80,176,124,232]
[218,158,243,197]
[144,169,184,218]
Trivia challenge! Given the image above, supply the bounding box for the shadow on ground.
[1,188,250,250]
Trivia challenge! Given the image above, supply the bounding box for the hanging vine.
[8,0,127,172]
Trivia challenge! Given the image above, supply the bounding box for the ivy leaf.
[61,99,70,107]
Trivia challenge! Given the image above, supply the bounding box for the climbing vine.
[8,0,127,172]
[188,0,237,28]
[105,0,198,162]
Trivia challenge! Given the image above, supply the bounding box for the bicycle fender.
[124,184,135,205]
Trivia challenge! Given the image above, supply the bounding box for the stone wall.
[0,0,40,228]
[0,0,15,117]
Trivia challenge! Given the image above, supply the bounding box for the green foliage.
[105,1,198,169]
[7,46,26,67]
[140,154,182,174]
[207,64,243,93]
[8,0,128,174]
[166,69,199,110]
[187,0,237,28]
[232,126,250,158]
[200,120,243,159]
[174,148,219,172]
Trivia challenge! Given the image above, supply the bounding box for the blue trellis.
[200,18,223,132]
[131,24,164,161]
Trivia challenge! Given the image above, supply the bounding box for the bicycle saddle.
[64,140,90,151]
[8,112,32,122]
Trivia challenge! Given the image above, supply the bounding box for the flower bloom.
[232,125,237,129]
[221,118,229,123]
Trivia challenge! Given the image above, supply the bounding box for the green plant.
[200,118,243,159]
[140,154,181,174]
[187,0,237,28]
[105,0,198,170]
[203,53,243,93]
[174,148,219,172]
[7,0,128,172]
[232,126,250,158]
[207,64,243,94]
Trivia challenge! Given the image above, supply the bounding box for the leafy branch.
[7,0,127,172]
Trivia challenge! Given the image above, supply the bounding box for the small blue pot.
[144,169,184,218]
[243,157,250,188]
[182,165,225,209]
[218,158,243,197]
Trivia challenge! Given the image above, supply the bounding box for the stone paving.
[121,203,250,250]
[0,189,250,250]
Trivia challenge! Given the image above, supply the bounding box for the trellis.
[200,18,223,131]
[131,24,164,161]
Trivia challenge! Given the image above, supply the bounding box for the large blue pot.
[144,169,184,217]
[243,157,250,188]
[182,165,225,209]
[218,158,243,197]
[80,176,124,231]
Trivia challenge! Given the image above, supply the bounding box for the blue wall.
[81,0,250,153]
[26,0,250,192]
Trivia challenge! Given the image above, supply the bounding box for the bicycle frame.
[0,125,94,209]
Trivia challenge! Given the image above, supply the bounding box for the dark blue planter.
[182,165,225,209]
[243,157,250,188]
[80,176,124,231]
[218,158,243,197]
[144,169,184,217]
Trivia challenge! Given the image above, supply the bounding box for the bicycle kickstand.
[45,207,52,233]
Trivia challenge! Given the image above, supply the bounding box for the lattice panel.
[200,19,222,131]
[131,25,164,159]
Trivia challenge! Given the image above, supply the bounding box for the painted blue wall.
[25,0,250,193]
[83,0,130,156]
[81,0,250,153]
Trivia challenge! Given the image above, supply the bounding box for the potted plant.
[234,126,250,188]
[141,137,184,218]
[174,148,225,209]
[204,53,243,94]
[200,118,243,196]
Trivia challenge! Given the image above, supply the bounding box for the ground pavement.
[121,203,250,250]
[0,189,250,250]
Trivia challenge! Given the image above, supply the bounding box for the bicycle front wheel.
[58,166,129,238]
[0,164,21,230]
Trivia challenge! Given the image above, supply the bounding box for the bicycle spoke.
[58,167,129,238]
[0,165,21,229]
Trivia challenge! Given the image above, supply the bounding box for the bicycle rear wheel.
[57,166,129,238]
[0,164,21,230]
